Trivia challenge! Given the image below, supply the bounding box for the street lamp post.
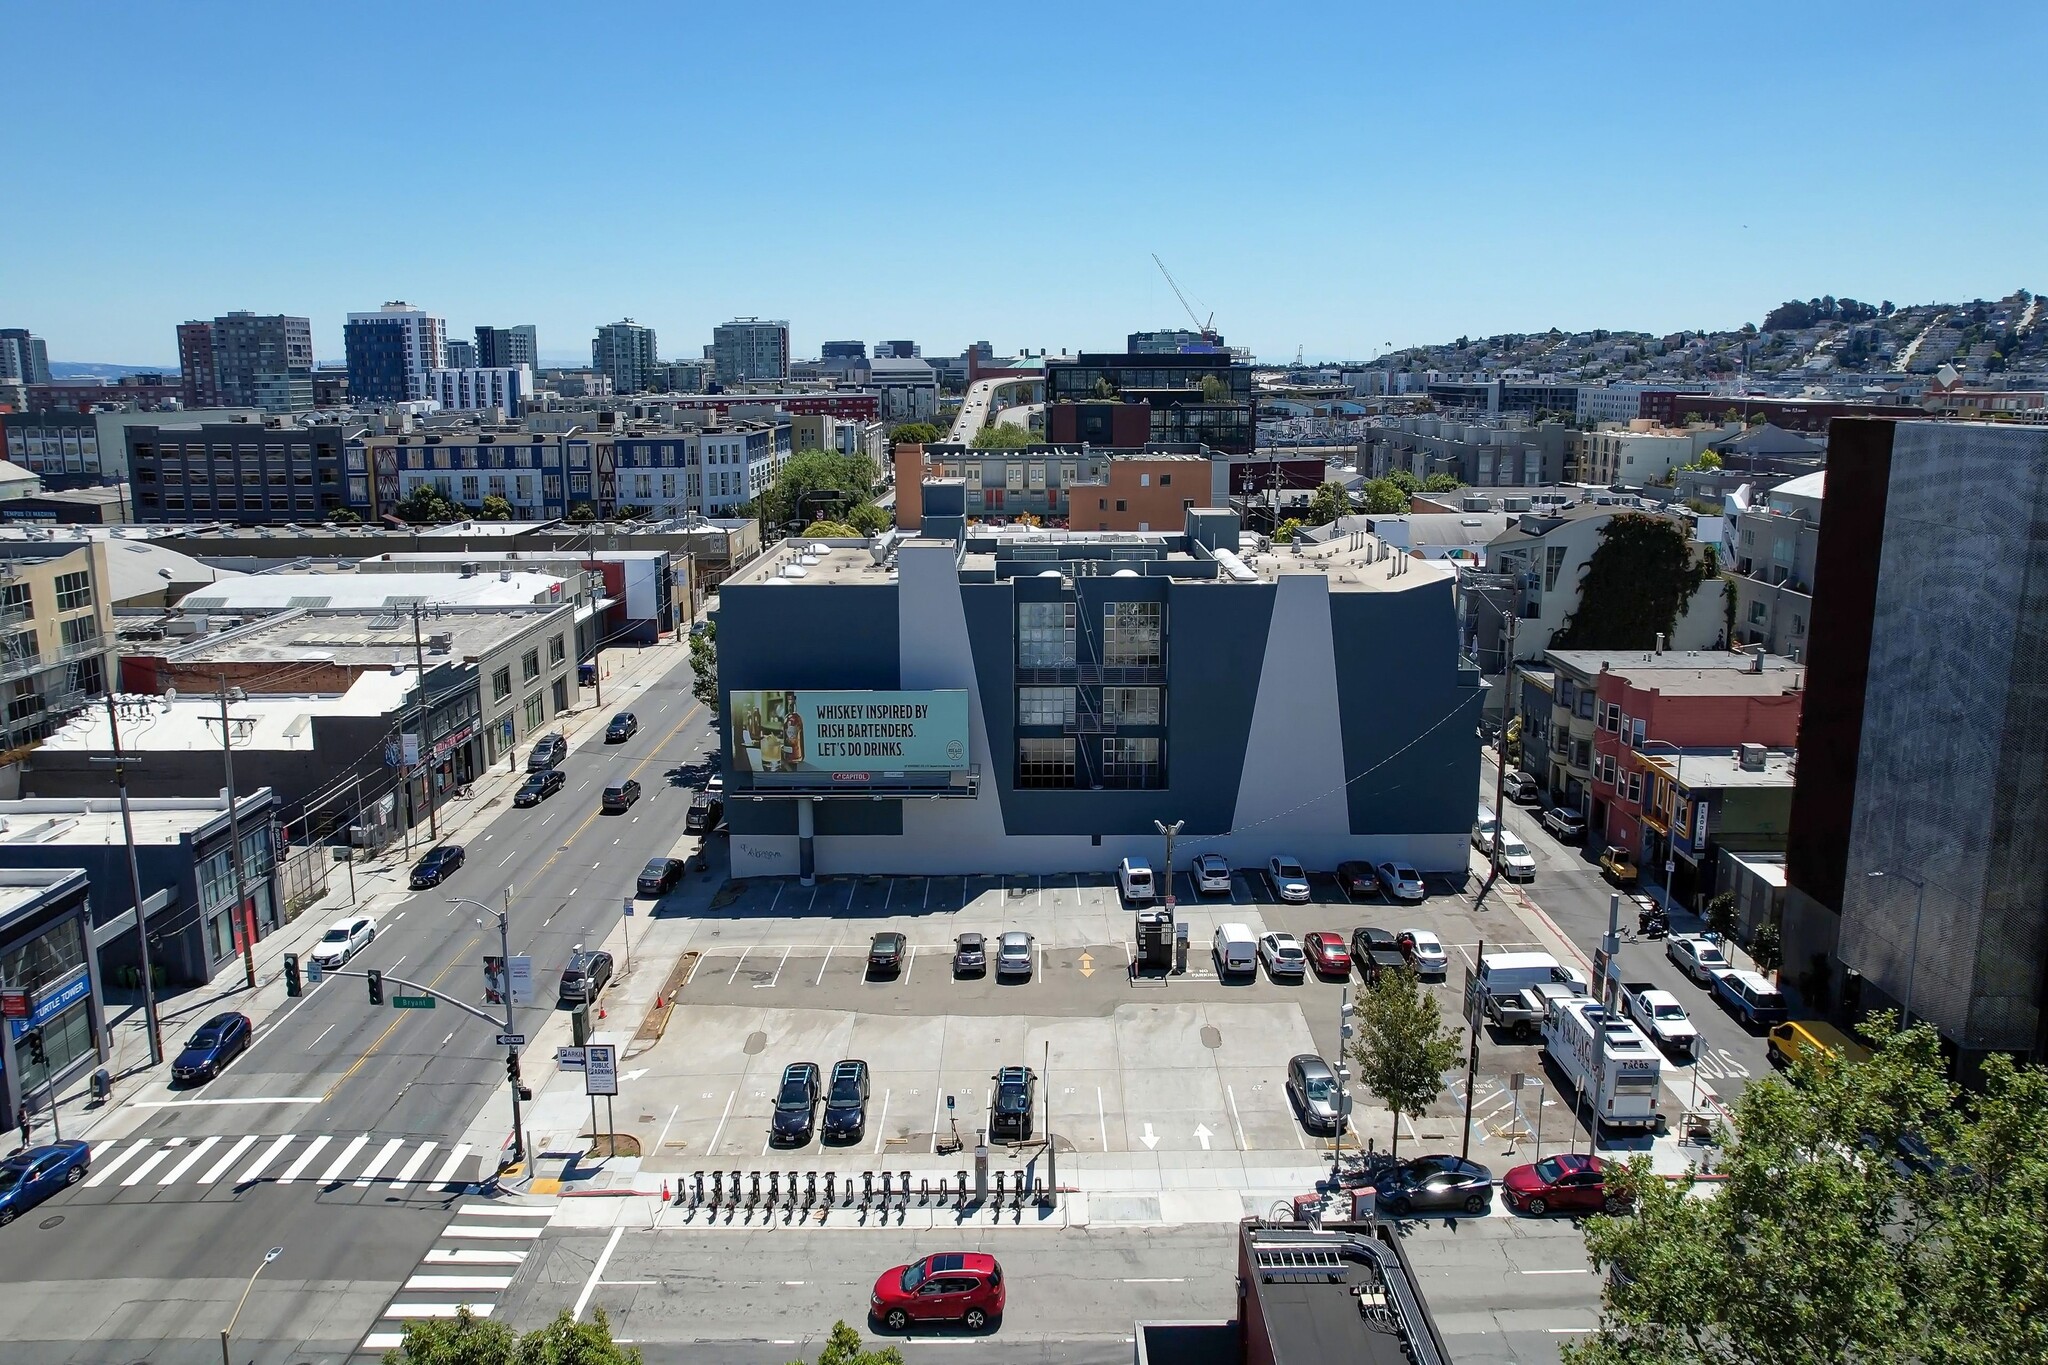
[449,893,527,1165]
[220,1245,282,1365]
[1865,870,1927,1029]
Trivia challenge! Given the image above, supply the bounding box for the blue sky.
[7,1,2042,366]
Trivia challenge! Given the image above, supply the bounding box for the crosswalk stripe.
[121,1139,182,1186]
[362,1333,405,1351]
[444,1223,544,1240]
[384,1302,497,1319]
[353,1138,406,1187]
[319,1134,370,1184]
[83,1142,147,1187]
[448,1204,552,1219]
[86,1138,121,1162]
[389,1141,437,1187]
[404,1274,516,1292]
[276,1135,331,1184]
[200,1135,259,1185]
[237,1134,295,1184]
[424,1249,527,1266]
[158,1136,221,1185]
[430,1144,472,1186]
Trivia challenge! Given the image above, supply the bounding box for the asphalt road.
[0,640,718,1363]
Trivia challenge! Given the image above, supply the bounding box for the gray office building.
[0,329,52,386]
[594,320,660,395]
[712,318,790,385]
[477,325,538,371]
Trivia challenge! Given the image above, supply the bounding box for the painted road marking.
[276,1135,332,1183]
[236,1134,296,1184]
[319,1133,371,1183]
[430,1144,473,1186]
[156,1136,221,1185]
[354,1137,407,1186]
[198,1135,258,1185]
[390,1141,437,1187]
[121,1140,183,1185]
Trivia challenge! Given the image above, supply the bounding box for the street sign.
[0,989,28,1019]
[495,1032,526,1047]
[585,1042,618,1096]
[556,1046,587,1070]
[392,995,435,1009]
[307,958,324,982]
[622,895,634,919]
[1164,894,1176,909]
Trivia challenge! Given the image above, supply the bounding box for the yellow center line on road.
[324,934,479,1101]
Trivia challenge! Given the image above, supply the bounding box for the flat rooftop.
[0,869,89,921]
[41,673,414,753]
[176,570,567,612]
[159,604,567,669]
[1242,1221,1446,1365]
[1643,746,1798,789]
[1547,649,1804,693]
[0,793,267,848]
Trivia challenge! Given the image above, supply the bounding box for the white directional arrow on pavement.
[1139,1123,1160,1150]
[1193,1124,1214,1151]
[621,1068,649,1082]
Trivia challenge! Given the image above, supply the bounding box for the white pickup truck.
[1619,981,1700,1059]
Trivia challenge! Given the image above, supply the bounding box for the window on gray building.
[1102,602,1163,668]
[1017,687,1075,727]
[1100,737,1164,788]
[1103,687,1161,725]
[1017,601,1076,668]
[1017,737,1075,788]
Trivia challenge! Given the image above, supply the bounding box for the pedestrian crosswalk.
[357,1200,552,1355]
[76,1132,480,1194]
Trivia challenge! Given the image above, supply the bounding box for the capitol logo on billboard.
[832,771,871,783]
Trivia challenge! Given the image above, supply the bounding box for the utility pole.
[99,695,163,1066]
[217,679,256,989]
[410,604,439,842]
[1041,1037,1055,1210]
[1153,819,1182,907]
[498,887,525,1164]
[1333,987,1355,1184]
[1488,611,1518,888]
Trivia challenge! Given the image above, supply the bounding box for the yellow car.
[1599,847,1639,886]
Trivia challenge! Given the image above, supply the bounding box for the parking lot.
[632,864,1600,1169]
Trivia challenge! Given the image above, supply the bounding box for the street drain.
[1201,1026,1222,1050]
[744,1030,767,1055]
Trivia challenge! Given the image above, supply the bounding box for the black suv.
[513,768,564,807]
[685,791,724,833]
[990,1066,1035,1141]
[770,1062,822,1146]
[821,1060,870,1143]
[527,733,567,772]
[605,712,638,743]
[637,857,683,897]
[601,778,641,812]
[559,948,614,1004]
[1349,926,1409,984]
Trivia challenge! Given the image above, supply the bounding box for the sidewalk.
[45,636,695,1148]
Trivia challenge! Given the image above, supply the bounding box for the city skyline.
[5,3,2043,365]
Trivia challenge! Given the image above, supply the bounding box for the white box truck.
[1541,995,1663,1133]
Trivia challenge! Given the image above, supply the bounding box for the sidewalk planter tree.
[1347,966,1463,1160]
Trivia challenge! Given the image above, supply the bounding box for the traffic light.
[24,1029,45,1066]
[366,968,384,1006]
[283,953,301,998]
[506,1052,522,1084]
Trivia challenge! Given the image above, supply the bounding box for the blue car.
[0,1141,91,1224]
[172,1010,253,1085]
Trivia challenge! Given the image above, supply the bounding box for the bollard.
[805,1172,817,1207]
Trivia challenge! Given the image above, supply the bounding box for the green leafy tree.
[1305,480,1351,526]
[687,618,718,713]
[1386,469,1420,495]
[566,502,597,524]
[1704,891,1739,941]
[845,502,891,534]
[1346,966,1463,1160]
[970,423,1036,450]
[1272,517,1306,543]
[784,1321,904,1365]
[1564,1021,2048,1365]
[1749,911,1783,975]
[328,507,362,525]
[1359,479,1409,515]
[395,484,463,525]
[614,505,649,521]
[756,449,880,531]
[478,494,514,521]
[889,422,941,447]
[384,1306,641,1364]
[1421,473,1464,493]
[799,519,861,538]
[1199,374,1230,403]
[1551,514,1716,651]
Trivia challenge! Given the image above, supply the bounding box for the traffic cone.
[662,1179,670,1202]
[598,1006,606,1020]
[655,995,665,1009]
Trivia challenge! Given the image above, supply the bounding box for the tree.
[1563,1021,2048,1365]
[1305,480,1351,527]
[783,1321,904,1365]
[687,618,718,714]
[1385,469,1420,495]
[755,449,881,531]
[328,507,361,525]
[1272,518,1306,544]
[614,505,649,521]
[566,502,597,524]
[1347,966,1463,1160]
[478,494,514,521]
[1359,479,1409,515]
[1551,514,1716,651]
[799,519,861,538]
[395,484,463,525]
[889,422,941,447]
[1693,450,1722,470]
[1704,891,1739,940]
[1749,911,1782,975]
[384,1306,641,1364]
[969,423,1036,450]
[1421,473,1464,493]
[1199,374,1230,403]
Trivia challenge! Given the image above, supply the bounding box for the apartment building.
[610,420,790,516]
[349,425,566,521]
[4,406,259,487]
[1361,414,1572,487]
[475,325,538,371]
[1576,384,1681,426]
[711,318,790,385]
[0,538,116,752]
[1581,421,1731,487]
[128,417,354,524]
[345,302,446,403]
[1046,352,1254,454]
[892,443,1220,531]
[177,312,314,413]
[593,320,659,395]
[426,366,531,416]
[1731,470,1822,657]
[0,330,51,385]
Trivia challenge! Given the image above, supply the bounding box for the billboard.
[729,690,969,780]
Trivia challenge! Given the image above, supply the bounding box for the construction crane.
[1152,254,1217,343]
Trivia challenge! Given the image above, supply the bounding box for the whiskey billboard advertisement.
[729,690,969,780]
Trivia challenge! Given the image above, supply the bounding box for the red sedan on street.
[1304,932,1351,978]
[871,1252,1006,1332]
[1501,1153,1631,1217]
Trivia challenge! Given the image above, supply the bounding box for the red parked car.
[871,1252,1006,1332]
[1501,1153,1630,1217]
[1303,932,1350,977]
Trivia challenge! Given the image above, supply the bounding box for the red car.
[1303,932,1350,977]
[871,1252,1006,1332]
[1501,1153,1629,1217]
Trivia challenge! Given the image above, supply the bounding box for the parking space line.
[768,883,784,914]
[726,947,752,986]
[1097,1087,1108,1151]
[684,953,706,987]
[1225,1085,1248,1151]
[903,944,917,985]
[843,882,856,912]
[922,879,930,910]
[884,880,895,911]
[928,1091,945,1154]
[871,1089,891,1154]
[814,945,832,987]
[708,1091,735,1154]
[756,945,790,989]
[806,885,819,913]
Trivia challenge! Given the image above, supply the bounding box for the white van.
[1213,922,1257,977]
[1473,951,1584,998]
[1118,857,1156,902]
